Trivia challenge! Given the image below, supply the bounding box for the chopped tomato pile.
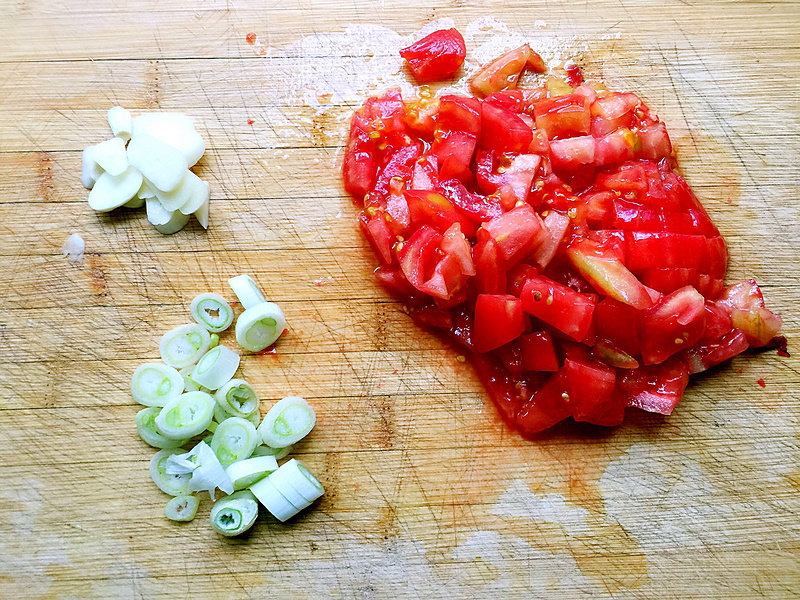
[343,33,784,436]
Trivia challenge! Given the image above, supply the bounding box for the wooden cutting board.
[1,1,798,598]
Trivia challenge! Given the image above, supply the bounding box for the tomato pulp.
[343,43,784,436]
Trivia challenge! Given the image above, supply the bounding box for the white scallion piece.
[249,476,301,522]
[166,441,233,500]
[213,379,258,418]
[108,106,133,140]
[190,293,234,333]
[92,137,128,176]
[214,403,260,428]
[258,396,315,448]
[235,302,286,352]
[225,455,278,490]
[164,495,199,522]
[131,113,205,167]
[210,490,259,537]
[150,448,192,496]
[131,362,184,406]
[177,172,210,215]
[159,324,211,368]
[135,407,187,449]
[87,166,143,212]
[191,345,240,390]
[228,275,266,310]
[179,366,210,393]
[270,459,324,504]
[127,133,188,192]
[155,391,215,440]
[81,146,103,189]
[210,417,259,466]
[251,444,292,460]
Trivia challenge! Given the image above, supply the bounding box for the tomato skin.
[438,95,482,134]
[405,190,471,235]
[474,234,507,295]
[469,44,543,97]
[480,205,546,267]
[592,297,642,357]
[343,114,378,198]
[520,331,560,371]
[516,367,572,435]
[372,144,420,202]
[639,286,706,365]
[534,94,591,139]
[479,102,533,154]
[400,28,466,83]
[473,294,526,352]
[685,329,749,374]
[619,356,690,415]
[521,275,597,341]
[565,357,617,422]
[437,178,503,224]
[532,211,570,269]
[432,130,477,183]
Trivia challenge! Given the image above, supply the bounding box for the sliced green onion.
[150,448,192,496]
[179,366,210,393]
[235,302,286,352]
[155,391,215,440]
[131,362,184,407]
[206,420,218,434]
[270,459,324,504]
[266,469,311,510]
[258,396,315,448]
[210,417,259,466]
[165,495,199,522]
[225,455,278,490]
[209,333,220,349]
[159,324,211,368]
[165,440,233,500]
[210,490,259,537]
[228,274,266,310]
[135,407,187,449]
[249,476,300,522]
[191,345,240,390]
[190,293,234,333]
[214,379,259,418]
[251,444,292,460]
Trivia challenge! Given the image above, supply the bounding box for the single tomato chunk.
[592,297,642,357]
[469,44,545,97]
[400,28,466,83]
[437,178,503,224]
[432,130,477,183]
[534,94,591,139]
[619,356,690,415]
[685,329,749,374]
[565,356,617,422]
[473,294,526,352]
[343,113,378,198]
[521,275,597,341]
[566,237,654,310]
[438,95,482,134]
[359,212,395,266]
[479,205,546,267]
[520,331,560,372]
[639,286,706,365]
[405,190,467,234]
[479,102,533,154]
[474,235,507,294]
[516,367,572,435]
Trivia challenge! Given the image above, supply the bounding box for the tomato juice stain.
[246,32,256,45]
[757,378,766,388]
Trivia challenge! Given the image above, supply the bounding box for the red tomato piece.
[372,144,421,202]
[565,357,616,422]
[472,352,530,423]
[520,331,560,372]
[374,266,426,305]
[592,297,642,357]
[343,113,378,199]
[566,238,654,309]
[532,211,570,269]
[730,307,783,347]
[410,155,439,191]
[637,123,672,160]
[363,89,407,135]
[639,286,706,365]
[549,136,596,170]
[359,212,395,266]
[626,232,709,273]
[479,205,546,267]
[685,329,749,374]
[534,94,591,139]
[516,367,572,435]
[639,267,698,296]
[619,356,690,415]
[405,190,468,234]
[404,98,439,137]
[440,223,476,276]
[590,92,640,136]
[480,102,533,154]
[594,128,638,166]
[521,275,597,341]
[469,44,543,97]
[474,235,507,295]
[400,28,466,83]
[432,130,477,182]
[438,95,482,134]
[437,178,503,225]
[473,294,526,352]
[399,225,441,288]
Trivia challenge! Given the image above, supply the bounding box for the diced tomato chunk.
[639,286,706,365]
[474,235,507,294]
[432,130,477,183]
[473,294,526,352]
[521,276,597,341]
[550,136,596,170]
[520,331,560,371]
[405,190,467,234]
[480,102,533,154]
[343,114,378,198]
[480,205,546,267]
[637,123,672,159]
[565,357,616,422]
[619,356,689,415]
[359,212,395,266]
[534,94,591,139]
[685,329,749,374]
[469,44,542,97]
[731,306,783,347]
[438,95,482,134]
[400,28,466,83]
[592,297,642,357]
[516,368,571,435]
[437,178,503,224]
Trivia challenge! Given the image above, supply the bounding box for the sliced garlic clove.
[131,113,205,167]
[81,146,103,189]
[127,134,188,192]
[137,178,157,199]
[154,170,194,211]
[178,172,210,215]
[194,196,210,229]
[123,196,145,209]
[87,166,143,212]
[146,197,190,234]
[107,106,133,141]
[92,137,128,177]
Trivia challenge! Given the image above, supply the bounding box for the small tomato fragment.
[469,44,541,97]
[473,294,526,352]
[400,28,466,83]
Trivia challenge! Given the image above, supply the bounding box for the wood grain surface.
[1,1,798,598]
